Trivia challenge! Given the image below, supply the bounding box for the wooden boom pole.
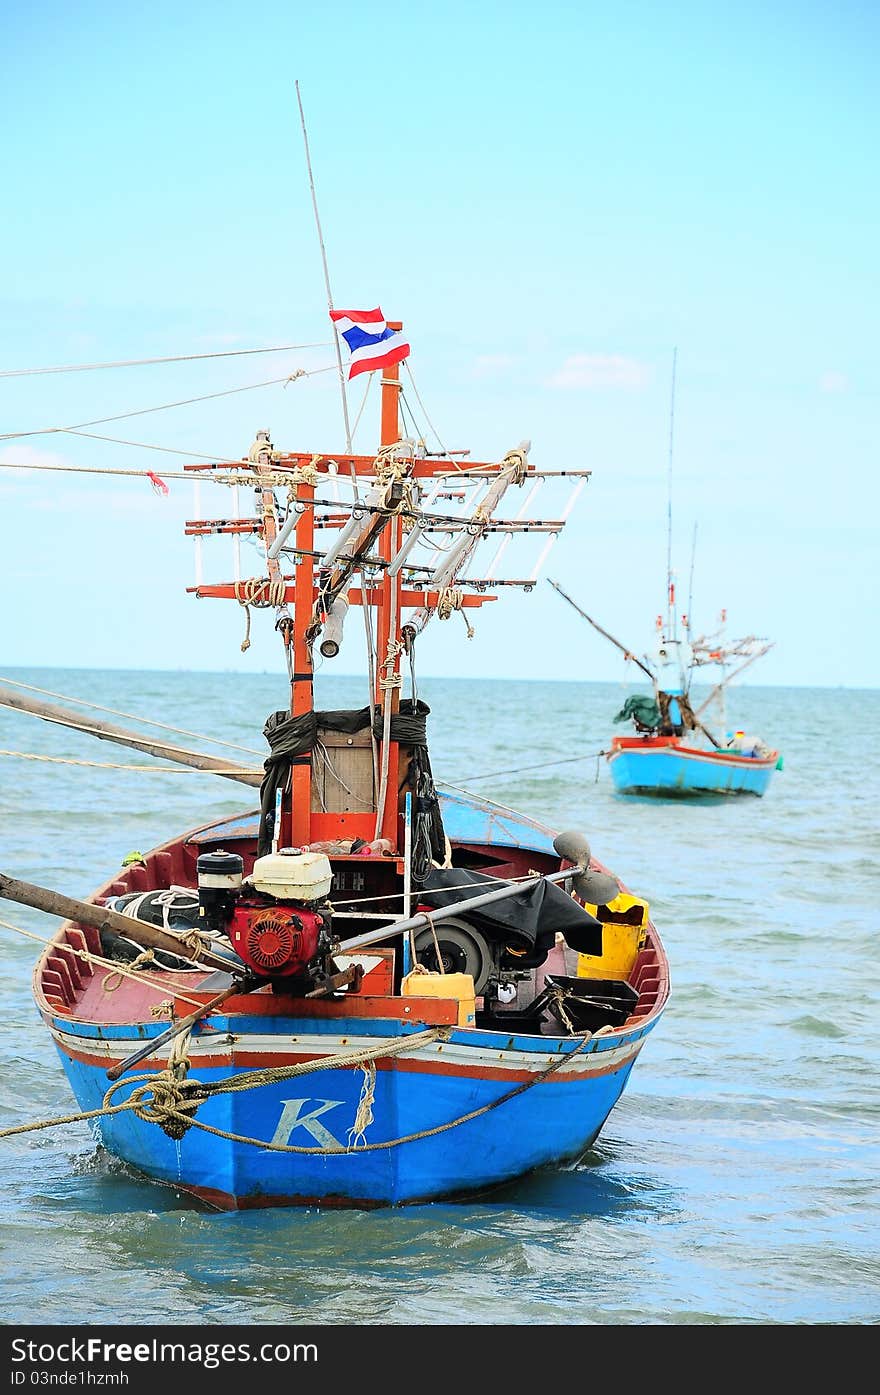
[0,684,261,786]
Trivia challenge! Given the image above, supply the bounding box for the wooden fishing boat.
[549,580,782,800]
[2,311,669,1210]
[606,732,780,798]
[548,353,782,800]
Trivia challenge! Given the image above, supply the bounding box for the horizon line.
[0,663,877,694]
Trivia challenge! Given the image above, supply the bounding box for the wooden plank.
[311,727,376,813]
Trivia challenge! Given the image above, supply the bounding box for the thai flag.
[329,307,410,380]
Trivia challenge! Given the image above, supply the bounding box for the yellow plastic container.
[401,970,476,1026]
[577,893,649,980]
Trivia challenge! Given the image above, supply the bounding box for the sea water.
[1,668,878,1326]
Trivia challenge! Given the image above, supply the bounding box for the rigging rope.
[0,364,335,444]
[402,363,465,473]
[63,429,249,463]
[0,749,259,776]
[0,342,332,379]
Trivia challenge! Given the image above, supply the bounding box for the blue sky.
[1,0,877,689]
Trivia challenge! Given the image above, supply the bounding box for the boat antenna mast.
[666,348,675,636]
[685,521,697,647]
[665,347,680,658]
[296,80,353,453]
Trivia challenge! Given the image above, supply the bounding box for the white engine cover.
[248,849,333,902]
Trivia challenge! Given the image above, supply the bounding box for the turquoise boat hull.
[608,737,778,798]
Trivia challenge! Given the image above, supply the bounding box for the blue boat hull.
[34,791,669,1210]
[50,1014,654,1208]
[608,742,777,798]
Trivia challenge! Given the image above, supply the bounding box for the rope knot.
[127,1074,202,1141]
[436,587,462,620]
[502,447,529,485]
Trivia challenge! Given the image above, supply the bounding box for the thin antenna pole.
[295,80,353,452]
[666,346,677,641]
[686,521,697,642]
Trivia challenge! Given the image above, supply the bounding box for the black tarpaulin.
[257,700,446,867]
[418,867,603,956]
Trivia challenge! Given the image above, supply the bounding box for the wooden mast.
[275,333,407,856]
[288,473,316,849]
[376,324,404,850]
[182,360,592,863]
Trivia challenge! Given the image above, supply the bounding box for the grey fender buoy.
[553,830,619,906]
[552,830,592,867]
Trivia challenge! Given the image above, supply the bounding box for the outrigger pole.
[547,579,657,687]
[692,642,775,720]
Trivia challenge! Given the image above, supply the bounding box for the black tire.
[412,917,494,995]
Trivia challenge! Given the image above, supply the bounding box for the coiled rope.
[234,577,289,651]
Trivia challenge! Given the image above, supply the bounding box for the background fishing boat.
[549,352,782,800]
[1,305,669,1210]
[551,578,782,798]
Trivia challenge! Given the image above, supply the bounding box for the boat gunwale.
[32,800,670,1049]
[609,734,779,768]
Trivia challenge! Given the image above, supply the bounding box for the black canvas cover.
[418,868,603,956]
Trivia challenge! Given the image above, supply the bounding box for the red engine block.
[227,902,326,978]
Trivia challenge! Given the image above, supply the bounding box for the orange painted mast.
[184,324,590,870]
[375,324,404,849]
[288,472,316,849]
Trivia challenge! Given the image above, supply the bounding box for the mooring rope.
[443,750,610,784]
[0,1028,594,1154]
[0,749,258,775]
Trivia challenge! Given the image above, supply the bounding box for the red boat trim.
[609,735,778,767]
[50,1033,641,1085]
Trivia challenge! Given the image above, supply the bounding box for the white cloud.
[0,443,73,495]
[819,371,848,394]
[547,354,651,390]
[0,443,72,468]
[470,354,517,379]
[195,333,247,347]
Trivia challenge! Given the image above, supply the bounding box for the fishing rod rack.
[690,633,774,664]
[177,361,592,865]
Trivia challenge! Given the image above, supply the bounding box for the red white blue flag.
[329,307,410,380]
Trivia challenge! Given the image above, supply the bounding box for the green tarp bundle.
[614,695,661,728]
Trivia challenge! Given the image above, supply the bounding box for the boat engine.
[196,848,334,986]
